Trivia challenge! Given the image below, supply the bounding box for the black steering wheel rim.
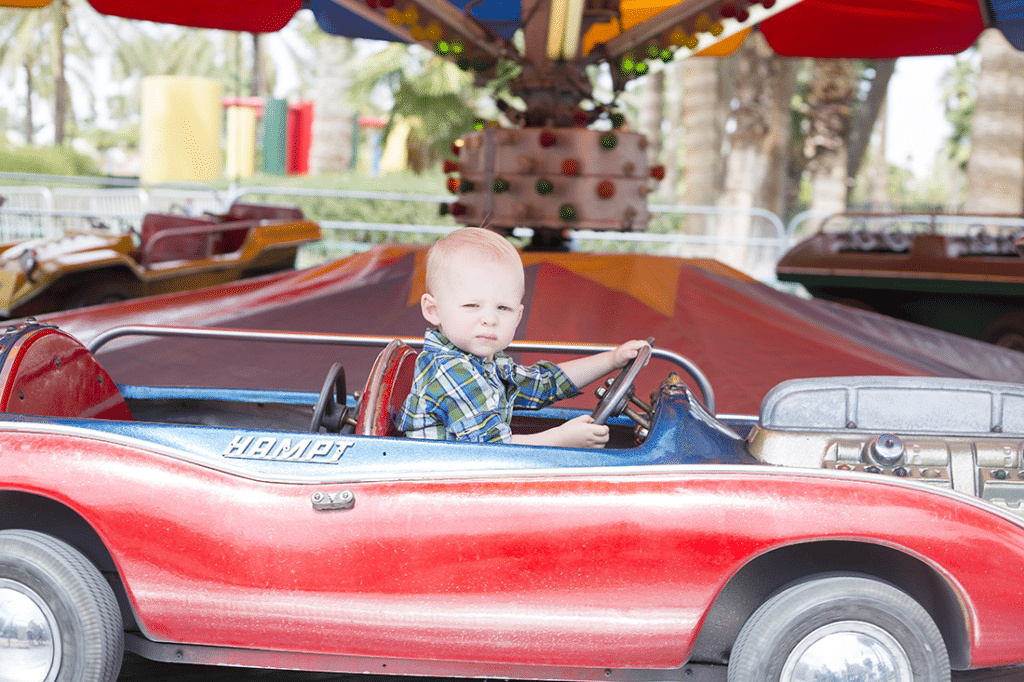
[311,362,348,433]
[591,343,652,425]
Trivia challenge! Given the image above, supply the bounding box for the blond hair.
[425,228,524,296]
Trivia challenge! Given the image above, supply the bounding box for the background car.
[0,201,320,318]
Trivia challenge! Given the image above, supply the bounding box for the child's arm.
[511,415,609,448]
[509,340,651,449]
[556,339,651,389]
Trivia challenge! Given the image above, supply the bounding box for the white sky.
[885,55,959,177]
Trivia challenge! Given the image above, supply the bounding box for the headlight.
[18,248,37,281]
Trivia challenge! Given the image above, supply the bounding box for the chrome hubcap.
[781,620,912,682]
[0,578,60,682]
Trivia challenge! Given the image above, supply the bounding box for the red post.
[287,101,314,175]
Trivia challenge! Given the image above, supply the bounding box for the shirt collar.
[424,329,513,370]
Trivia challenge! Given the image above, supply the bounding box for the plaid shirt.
[396,329,580,443]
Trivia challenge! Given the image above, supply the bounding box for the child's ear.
[421,293,441,326]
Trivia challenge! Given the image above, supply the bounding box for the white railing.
[0,186,55,240]
[1,177,793,280]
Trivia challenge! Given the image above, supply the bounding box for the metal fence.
[230,185,792,280]
[2,177,791,280]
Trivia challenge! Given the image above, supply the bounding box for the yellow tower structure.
[140,76,222,185]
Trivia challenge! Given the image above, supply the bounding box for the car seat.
[355,340,417,436]
[0,321,132,420]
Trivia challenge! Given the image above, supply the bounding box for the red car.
[2,319,1024,682]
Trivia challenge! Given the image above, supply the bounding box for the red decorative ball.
[442,159,460,174]
[650,165,666,180]
[450,203,467,216]
[597,181,615,199]
[539,130,557,148]
[561,158,580,176]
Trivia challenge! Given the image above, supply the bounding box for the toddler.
[396,227,648,448]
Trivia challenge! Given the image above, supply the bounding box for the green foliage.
[0,145,100,176]
[228,171,457,230]
[351,45,489,170]
[80,124,139,152]
[940,55,976,172]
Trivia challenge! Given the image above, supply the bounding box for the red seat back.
[139,213,216,263]
[355,340,417,437]
[0,323,132,420]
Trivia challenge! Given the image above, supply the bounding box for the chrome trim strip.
[86,325,715,412]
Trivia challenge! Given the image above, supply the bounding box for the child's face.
[421,255,524,361]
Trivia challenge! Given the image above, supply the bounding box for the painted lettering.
[249,437,277,459]
[222,434,355,464]
[274,439,311,460]
[223,435,254,456]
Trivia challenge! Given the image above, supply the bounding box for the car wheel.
[73,281,132,309]
[982,312,1024,351]
[0,529,123,682]
[727,575,949,682]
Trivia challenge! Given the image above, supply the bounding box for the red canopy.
[86,0,302,33]
[78,0,996,57]
[759,0,986,57]
[43,247,1024,416]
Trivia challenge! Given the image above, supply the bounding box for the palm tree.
[715,31,795,271]
[963,28,1024,213]
[678,55,728,232]
[0,0,118,145]
[637,67,664,168]
[309,34,356,174]
[345,43,484,173]
[802,58,857,215]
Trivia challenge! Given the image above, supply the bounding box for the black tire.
[982,312,1024,352]
[73,279,133,309]
[0,529,123,682]
[727,575,949,682]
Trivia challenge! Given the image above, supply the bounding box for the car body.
[3,320,1024,682]
[0,201,320,318]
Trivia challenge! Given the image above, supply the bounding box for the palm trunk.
[680,56,727,237]
[866,97,891,210]
[660,61,684,203]
[309,35,355,174]
[805,58,857,216]
[52,0,69,145]
[716,32,795,275]
[24,63,34,145]
[846,59,895,191]
[638,69,664,167]
[250,33,263,97]
[964,28,1024,213]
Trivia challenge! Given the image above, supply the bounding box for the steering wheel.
[591,342,717,428]
[591,342,653,425]
[311,363,353,434]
